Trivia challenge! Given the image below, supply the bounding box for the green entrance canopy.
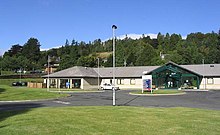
[146,62,202,89]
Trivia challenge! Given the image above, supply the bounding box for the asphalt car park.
[0,90,220,111]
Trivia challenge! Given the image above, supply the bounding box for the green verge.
[49,89,101,92]
[0,78,43,86]
[131,90,184,95]
[0,106,219,135]
[0,85,68,101]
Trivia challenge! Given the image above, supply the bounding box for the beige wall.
[83,78,99,90]
[45,77,220,90]
[101,78,142,90]
[200,78,220,89]
[103,77,220,90]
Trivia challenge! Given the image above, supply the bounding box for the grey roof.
[43,63,220,78]
[43,66,98,78]
[93,66,159,78]
[181,64,220,77]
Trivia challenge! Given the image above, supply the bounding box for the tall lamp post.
[202,59,205,90]
[97,57,100,90]
[112,25,117,106]
[0,55,2,75]
[47,55,50,91]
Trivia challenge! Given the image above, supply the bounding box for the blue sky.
[0,0,220,55]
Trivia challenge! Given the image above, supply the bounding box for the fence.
[28,82,46,88]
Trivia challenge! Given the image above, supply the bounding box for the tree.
[71,38,76,46]
[92,39,104,53]
[135,43,157,66]
[170,33,181,50]
[78,41,89,56]
[115,41,126,67]
[58,55,75,70]
[65,39,70,46]
[76,56,96,67]
[103,54,113,67]
[22,38,41,67]
[5,44,23,57]
[157,32,164,45]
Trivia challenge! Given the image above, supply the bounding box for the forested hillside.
[1,31,220,72]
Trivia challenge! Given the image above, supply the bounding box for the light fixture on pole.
[112,24,117,106]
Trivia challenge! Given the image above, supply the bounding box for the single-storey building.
[42,62,220,90]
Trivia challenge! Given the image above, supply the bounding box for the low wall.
[28,82,46,88]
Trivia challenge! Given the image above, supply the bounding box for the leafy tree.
[65,39,70,46]
[78,41,89,56]
[58,55,75,70]
[135,43,157,66]
[103,54,113,67]
[5,44,23,57]
[92,39,104,53]
[22,38,41,69]
[2,31,220,72]
[76,56,96,67]
[170,33,182,50]
[157,32,164,52]
[71,38,77,46]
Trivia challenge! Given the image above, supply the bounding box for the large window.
[117,79,124,85]
[130,79,136,85]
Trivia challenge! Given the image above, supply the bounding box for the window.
[130,79,136,85]
[207,78,214,84]
[117,79,124,85]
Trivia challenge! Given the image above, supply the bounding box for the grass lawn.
[131,90,184,95]
[96,52,112,58]
[0,78,43,86]
[49,89,102,92]
[0,85,68,101]
[0,106,219,135]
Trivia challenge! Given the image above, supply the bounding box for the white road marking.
[53,101,70,105]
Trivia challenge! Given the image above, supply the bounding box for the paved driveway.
[0,90,220,111]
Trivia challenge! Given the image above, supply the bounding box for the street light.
[0,55,2,75]
[47,55,50,91]
[202,59,205,90]
[112,25,117,106]
[19,67,22,83]
[97,57,100,90]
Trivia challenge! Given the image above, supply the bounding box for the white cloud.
[40,45,62,51]
[103,33,158,41]
[118,33,158,40]
[182,35,187,39]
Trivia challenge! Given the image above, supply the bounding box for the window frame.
[117,79,124,85]
[130,79,136,85]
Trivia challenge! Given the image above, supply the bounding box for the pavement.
[0,90,220,111]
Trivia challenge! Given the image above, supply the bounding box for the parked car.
[100,83,120,90]
[30,70,43,74]
[12,82,27,86]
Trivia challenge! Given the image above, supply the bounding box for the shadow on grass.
[0,103,44,129]
[0,88,5,94]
